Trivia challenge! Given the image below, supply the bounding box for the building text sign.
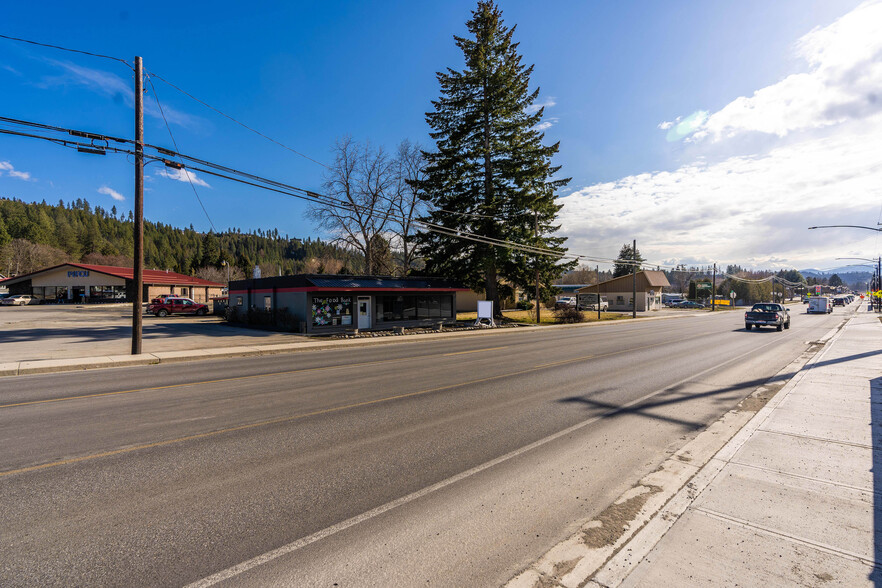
[67,270,89,278]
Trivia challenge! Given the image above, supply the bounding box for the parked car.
[1,294,36,306]
[676,300,705,309]
[745,302,790,331]
[554,297,577,309]
[578,293,609,311]
[147,296,209,317]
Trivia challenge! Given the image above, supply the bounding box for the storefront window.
[312,295,353,327]
[376,295,453,322]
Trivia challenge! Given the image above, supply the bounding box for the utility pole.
[712,263,716,311]
[596,265,600,321]
[632,238,637,319]
[132,56,144,355]
[534,210,540,324]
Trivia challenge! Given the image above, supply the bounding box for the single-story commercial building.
[0,263,224,303]
[576,270,671,312]
[229,274,468,334]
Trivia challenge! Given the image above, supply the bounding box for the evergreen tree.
[414,1,573,315]
[201,231,221,267]
[0,216,10,250]
[829,274,843,287]
[612,243,644,278]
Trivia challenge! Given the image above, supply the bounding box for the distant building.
[0,263,224,303]
[576,270,671,312]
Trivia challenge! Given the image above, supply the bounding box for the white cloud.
[0,160,33,181]
[561,1,882,270]
[559,112,882,269]
[98,186,126,201]
[682,0,882,142]
[534,117,559,132]
[38,59,203,129]
[155,167,211,188]
[526,96,556,114]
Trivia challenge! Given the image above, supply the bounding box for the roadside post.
[596,265,600,321]
[712,263,716,311]
[632,239,637,319]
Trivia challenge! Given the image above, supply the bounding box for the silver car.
[1,294,35,306]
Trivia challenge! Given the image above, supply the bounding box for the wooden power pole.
[132,56,144,355]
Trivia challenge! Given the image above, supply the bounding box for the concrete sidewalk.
[586,308,882,586]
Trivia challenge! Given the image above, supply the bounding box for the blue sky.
[1,0,879,270]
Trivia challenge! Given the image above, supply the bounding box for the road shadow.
[558,372,794,431]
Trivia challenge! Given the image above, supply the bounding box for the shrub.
[554,306,585,324]
[516,300,534,311]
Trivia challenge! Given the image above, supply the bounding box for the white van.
[807,297,832,314]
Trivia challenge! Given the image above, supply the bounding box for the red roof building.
[0,263,224,303]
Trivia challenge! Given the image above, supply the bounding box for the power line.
[1,115,814,276]
[0,33,130,67]
[145,69,330,170]
[145,73,216,232]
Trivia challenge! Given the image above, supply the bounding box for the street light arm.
[808,225,882,232]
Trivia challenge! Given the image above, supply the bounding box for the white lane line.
[185,332,794,587]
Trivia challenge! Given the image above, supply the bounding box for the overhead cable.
[145,73,216,231]
[0,33,131,67]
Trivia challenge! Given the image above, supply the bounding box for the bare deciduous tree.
[2,239,67,276]
[308,137,394,275]
[390,140,425,275]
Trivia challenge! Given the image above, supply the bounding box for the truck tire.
[157,309,169,317]
[196,308,206,316]
[776,324,783,331]
[745,323,751,330]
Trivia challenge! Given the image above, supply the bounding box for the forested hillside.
[0,197,361,280]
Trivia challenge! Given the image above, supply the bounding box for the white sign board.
[477,300,493,319]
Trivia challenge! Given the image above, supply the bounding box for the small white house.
[576,270,671,312]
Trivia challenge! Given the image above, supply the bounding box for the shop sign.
[67,270,89,278]
[312,296,353,326]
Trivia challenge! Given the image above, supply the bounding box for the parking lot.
[0,304,304,362]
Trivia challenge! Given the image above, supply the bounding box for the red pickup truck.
[147,296,209,317]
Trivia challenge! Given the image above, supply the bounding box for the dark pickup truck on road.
[745,303,790,331]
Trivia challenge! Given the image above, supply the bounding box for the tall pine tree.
[612,243,644,278]
[414,1,574,315]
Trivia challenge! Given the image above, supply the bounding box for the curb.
[504,308,857,588]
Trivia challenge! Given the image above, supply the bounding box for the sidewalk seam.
[582,312,858,588]
[723,459,875,494]
[693,506,880,569]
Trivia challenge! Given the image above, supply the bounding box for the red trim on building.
[0,263,223,287]
[229,287,468,296]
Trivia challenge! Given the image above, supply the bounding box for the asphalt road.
[0,305,852,587]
